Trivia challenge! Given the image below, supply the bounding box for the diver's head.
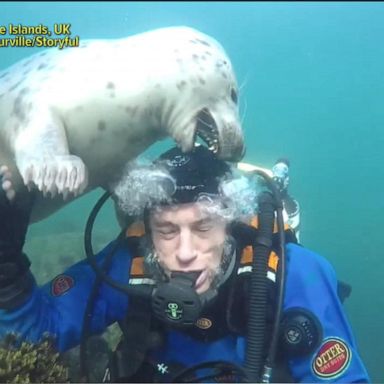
[113,145,259,295]
[148,145,233,294]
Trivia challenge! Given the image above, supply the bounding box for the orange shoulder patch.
[126,221,145,237]
[130,257,145,276]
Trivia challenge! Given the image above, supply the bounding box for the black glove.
[0,183,35,309]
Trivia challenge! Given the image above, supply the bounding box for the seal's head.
[150,27,245,162]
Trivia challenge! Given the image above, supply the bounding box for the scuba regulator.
[152,239,237,327]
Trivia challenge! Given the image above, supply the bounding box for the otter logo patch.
[51,275,74,296]
[312,337,351,379]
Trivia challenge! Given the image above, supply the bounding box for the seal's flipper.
[12,107,88,198]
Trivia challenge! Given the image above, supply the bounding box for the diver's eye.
[230,88,238,104]
[157,229,178,240]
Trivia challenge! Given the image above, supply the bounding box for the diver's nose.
[176,230,197,265]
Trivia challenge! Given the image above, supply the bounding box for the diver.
[0,146,370,382]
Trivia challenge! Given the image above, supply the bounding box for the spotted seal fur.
[0,26,244,222]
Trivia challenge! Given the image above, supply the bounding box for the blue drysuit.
[0,240,370,382]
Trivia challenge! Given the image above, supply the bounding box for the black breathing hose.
[244,189,275,382]
[83,191,151,297]
[80,190,150,381]
[80,191,123,381]
[243,170,287,383]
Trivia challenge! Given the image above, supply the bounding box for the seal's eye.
[230,88,238,104]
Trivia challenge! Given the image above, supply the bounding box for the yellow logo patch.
[195,317,212,329]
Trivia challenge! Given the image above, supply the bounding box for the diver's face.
[150,202,227,294]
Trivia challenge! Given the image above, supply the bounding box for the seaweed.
[0,333,68,383]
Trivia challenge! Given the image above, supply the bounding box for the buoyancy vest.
[104,219,298,383]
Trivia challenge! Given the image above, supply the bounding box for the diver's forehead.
[150,202,210,224]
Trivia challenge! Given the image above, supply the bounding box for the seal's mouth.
[195,108,219,155]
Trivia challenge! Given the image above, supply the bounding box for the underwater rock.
[26,229,115,284]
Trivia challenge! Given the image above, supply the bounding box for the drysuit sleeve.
[0,240,132,352]
[284,243,370,383]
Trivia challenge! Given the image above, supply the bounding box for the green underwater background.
[0,2,383,382]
